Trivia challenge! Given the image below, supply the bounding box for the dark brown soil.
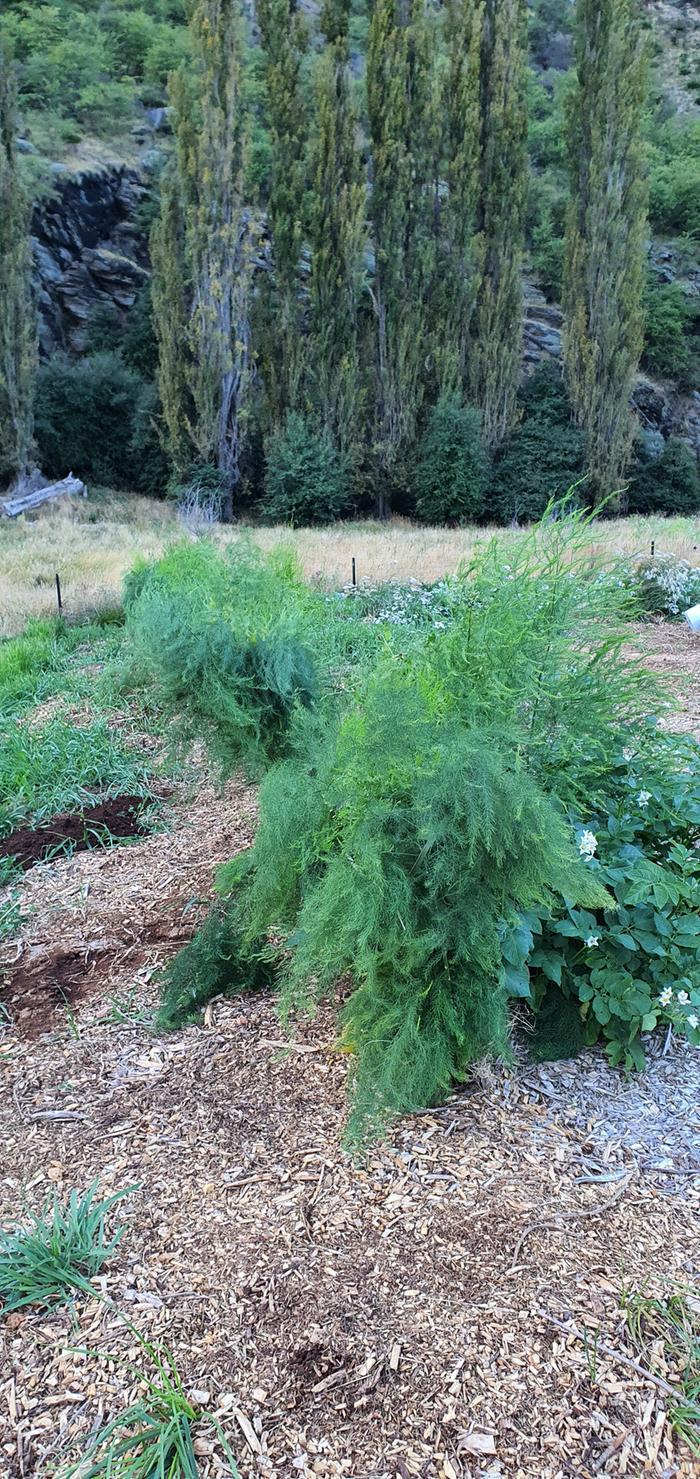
[1,939,115,1036]
[0,795,150,871]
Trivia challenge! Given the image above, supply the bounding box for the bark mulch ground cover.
[0,629,699,1479]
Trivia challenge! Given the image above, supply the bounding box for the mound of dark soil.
[0,795,150,872]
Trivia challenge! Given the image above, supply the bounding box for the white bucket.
[684,603,700,632]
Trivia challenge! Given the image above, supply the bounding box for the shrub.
[648,119,700,240]
[263,413,352,525]
[628,437,700,517]
[643,277,700,387]
[413,398,490,524]
[628,551,700,619]
[34,351,142,489]
[0,1184,130,1312]
[490,368,587,523]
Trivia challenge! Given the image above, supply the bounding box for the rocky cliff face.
[32,157,699,458]
[32,165,150,355]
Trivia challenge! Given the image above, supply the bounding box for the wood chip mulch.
[1,632,699,1479]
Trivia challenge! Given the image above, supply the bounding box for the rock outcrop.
[32,165,150,355]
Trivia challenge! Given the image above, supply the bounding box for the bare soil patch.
[0,795,152,873]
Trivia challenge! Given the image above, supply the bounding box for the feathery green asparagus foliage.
[225,665,608,1142]
[146,514,696,1136]
[124,542,322,776]
[157,901,276,1030]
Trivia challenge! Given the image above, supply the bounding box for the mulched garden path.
[0,628,699,1479]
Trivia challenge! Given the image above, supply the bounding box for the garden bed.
[0,627,699,1477]
[0,794,152,873]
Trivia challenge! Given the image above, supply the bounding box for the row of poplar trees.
[1,0,648,514]
[149,0,648,516]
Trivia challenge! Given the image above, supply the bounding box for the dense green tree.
[367,0,435,514]
[468,0,528,451]
[257,0,308,423]
[151,0,253,518]
[435,0,483,397]
[564,0,648,504]
[307,0,365,460]
[0,38,36,487]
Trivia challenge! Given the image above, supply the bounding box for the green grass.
[623,1287,700,1455]
[0,1184,132,1313]
[0,716,154,840]
[66,1336,239,1479]
[0,615,126,723]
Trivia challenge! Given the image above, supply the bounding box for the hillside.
[2,0,700,510]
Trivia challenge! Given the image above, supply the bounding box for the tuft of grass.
[623,1287,700,1455]
[0,1184,133,1313]
[65,1335,238,1478]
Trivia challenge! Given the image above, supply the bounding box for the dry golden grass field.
[2,488,700,635]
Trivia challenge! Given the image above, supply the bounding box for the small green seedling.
[66,1335,239,1478]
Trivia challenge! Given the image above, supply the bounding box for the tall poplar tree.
[257,0,308,424]
[0,38,36,488]
[468,0,527,451]
[308,0,365,457]
[151,0,252,518]
[367,0,435,513]
[564,0,648,503]
[435,0,483,397]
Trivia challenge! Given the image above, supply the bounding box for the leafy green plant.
[413,398,490,525]
[65,1335,238,1478]
[0,1184,131,1312]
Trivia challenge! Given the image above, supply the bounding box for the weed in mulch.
[0,1184,132,1314]
[0,795,154,874]
[63,1336,238,1479]
[623,1286,700,1455]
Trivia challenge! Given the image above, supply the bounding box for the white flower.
[586,935,600,949]
[677,990,690,1005]
[637,790,652,809]
[579,830,598,859]
[688,1015,699,1030]
[659,987,673,1007]
[623,747,635,762]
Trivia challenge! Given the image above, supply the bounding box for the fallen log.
[0,473,87,518]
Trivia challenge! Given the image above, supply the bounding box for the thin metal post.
[352,557,357,588]
[55,573,62,614]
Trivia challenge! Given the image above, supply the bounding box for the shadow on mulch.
[0,795,152,872]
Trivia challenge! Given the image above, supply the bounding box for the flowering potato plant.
[504,740,700,1067]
